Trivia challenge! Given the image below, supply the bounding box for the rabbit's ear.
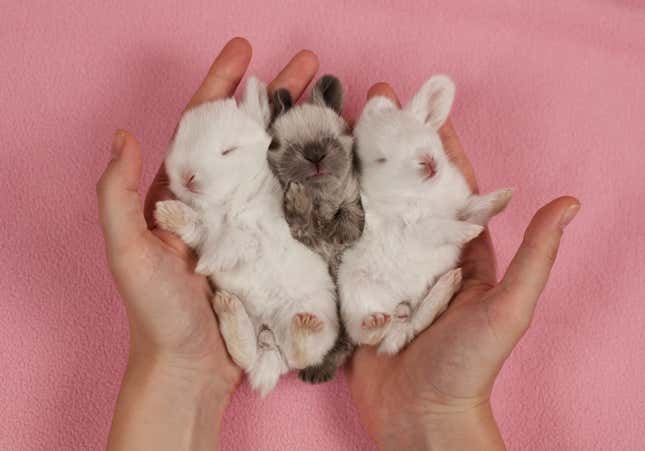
[270,88,293,122]
[311,75,343,113]
[405,75,455,130]
[241,76,271,127]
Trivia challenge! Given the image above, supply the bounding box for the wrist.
[374,401,504,451]
[126,349,238,406]
[424,401,505,451]
[108,353,235,451]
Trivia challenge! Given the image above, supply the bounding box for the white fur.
[154,77,338,396]
[338,75,513,353]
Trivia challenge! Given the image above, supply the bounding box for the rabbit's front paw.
[154,200,191,234]
[212,290,242,314]
[284,182,313,217]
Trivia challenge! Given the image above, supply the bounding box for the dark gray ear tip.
[313,74,343,113]
[271,89,293,120]
[273,88,293,105]
[318,74,341,86]
[316,75,343,95]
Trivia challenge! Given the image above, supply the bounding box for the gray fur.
[270,89,293,123]
[298,320,353,383]
[311,75,343,113]
[268,75,364,383]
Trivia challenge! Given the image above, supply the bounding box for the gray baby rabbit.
[268,75,364,383]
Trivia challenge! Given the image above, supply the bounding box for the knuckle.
[96,179,110,206]
[494,284,533,335]
[96,165,112,195]
[504,303,532,335]
[522,235,558,266]
[511,308,533,334]
[544,243,559,265]
[96,164,116,203]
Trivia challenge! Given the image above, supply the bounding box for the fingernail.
[559,203,580,229]
[112,130,126,158]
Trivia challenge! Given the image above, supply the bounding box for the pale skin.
[98,37,580,451]
[348,86,580,450]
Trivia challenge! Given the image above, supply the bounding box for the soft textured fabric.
[1,1,643,450]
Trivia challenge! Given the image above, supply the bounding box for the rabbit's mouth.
[307,163,328,179]
[307,173,329,183]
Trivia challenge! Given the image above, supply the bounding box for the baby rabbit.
[154,77,338,396]
[338,75,513,355]
[268,75,364,270]
[268,75,364,383]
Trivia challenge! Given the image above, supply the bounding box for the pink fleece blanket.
[1,1,644,449]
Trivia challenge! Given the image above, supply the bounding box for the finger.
[439,119,478,192]
[97,130,147,251]
[496,196,580,327]
[267,50,319,100]
[145,38,252,226]
[366,82,401,107]
[363,91,478,196]
[459,231,497,292]
[364,87,476,192]
[363,85,473,188]
[367,86,477,191]
[185,37,252,111]
[143,164,174,228]
[362,86,494,288]
[439,120,495,288]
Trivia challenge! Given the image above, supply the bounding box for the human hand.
[347,84,580,450]
[98,37,321,451]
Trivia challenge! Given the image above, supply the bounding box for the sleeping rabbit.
[337,75,513,355]
[154,77,338,396]
[268,75,364,270]
[268,75,363,383]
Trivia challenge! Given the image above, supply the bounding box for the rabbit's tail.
[248,344,288,397]
[298,322,355,384]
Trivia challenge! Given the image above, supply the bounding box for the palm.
[101,41,346,451]
[125,229,229,358]
[344,104,576,444]
[126,42,323,367]
[347,233,508,436]
[99,39,578,450]
[401,285,507,402]
[346,112,508,421]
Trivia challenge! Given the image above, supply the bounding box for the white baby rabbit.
[153,77,338,396]
[337,75,513,355]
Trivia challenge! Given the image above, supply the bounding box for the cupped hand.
[97,37,321,396]
[347,84,580,450]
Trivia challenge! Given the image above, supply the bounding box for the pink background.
[1,1,644,449]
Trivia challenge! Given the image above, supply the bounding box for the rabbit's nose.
[182,172,198,192]
[305,152,326,164]
[303,145,327,164]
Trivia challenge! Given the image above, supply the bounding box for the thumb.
[496,196,580,331]
[96,130,147,252]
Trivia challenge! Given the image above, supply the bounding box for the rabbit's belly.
[213,241,335,320]
[408,240,459,288]
[363,237,462,307]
